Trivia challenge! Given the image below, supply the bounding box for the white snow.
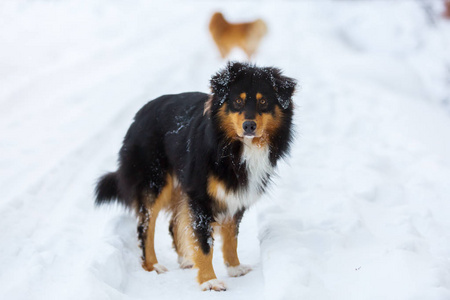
[1,1,450,300]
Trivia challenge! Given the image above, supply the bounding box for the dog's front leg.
[221,210,252,277]
[189,202,226,291]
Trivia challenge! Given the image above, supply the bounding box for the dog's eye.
[259,98,268,108]
[234,98,244,108]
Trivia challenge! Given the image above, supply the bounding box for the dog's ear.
[210,61,245,106]
[268,68,297,109]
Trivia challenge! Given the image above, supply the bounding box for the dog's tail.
[95,172,125,206]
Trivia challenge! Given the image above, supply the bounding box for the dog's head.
[207,62,296,141]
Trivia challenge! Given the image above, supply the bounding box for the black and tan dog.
[95,62,296,291]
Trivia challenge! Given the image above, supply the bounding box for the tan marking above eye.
[240,92,247,100]
[256,93,263,100]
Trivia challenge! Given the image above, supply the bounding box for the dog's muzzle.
[243,121,257,136]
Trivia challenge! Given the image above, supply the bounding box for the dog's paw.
[226,264,252,277]
[153,263,168,274]
[200,279,227,291]
[177,255,194,269]
[142,262,168,274]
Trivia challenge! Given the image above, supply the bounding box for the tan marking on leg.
[169,192,195,269]
[170,214,193,269]
[171,197,219,286]
[193,245,217,285]
[142,175,173,272]
[220,217,240,267]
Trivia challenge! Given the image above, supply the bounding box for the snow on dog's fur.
[95,62,296,291]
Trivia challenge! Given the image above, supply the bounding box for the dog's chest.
[219,138,273,217]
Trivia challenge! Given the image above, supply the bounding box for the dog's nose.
[243,121,257,135]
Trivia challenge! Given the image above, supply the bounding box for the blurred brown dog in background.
[443,0,450,19]
[209,12,267,59]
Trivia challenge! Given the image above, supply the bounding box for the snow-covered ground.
[1,1,450,299]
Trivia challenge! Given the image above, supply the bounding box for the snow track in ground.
[1,1,450,299]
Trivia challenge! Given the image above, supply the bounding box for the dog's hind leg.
[242,38,259,60]
[169,215,194,269]
[169,191,196,269]
[138,203,167,274]
[217,44,230,59]
[138,176,173,274]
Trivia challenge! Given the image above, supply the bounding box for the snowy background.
[1,0,450,299]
